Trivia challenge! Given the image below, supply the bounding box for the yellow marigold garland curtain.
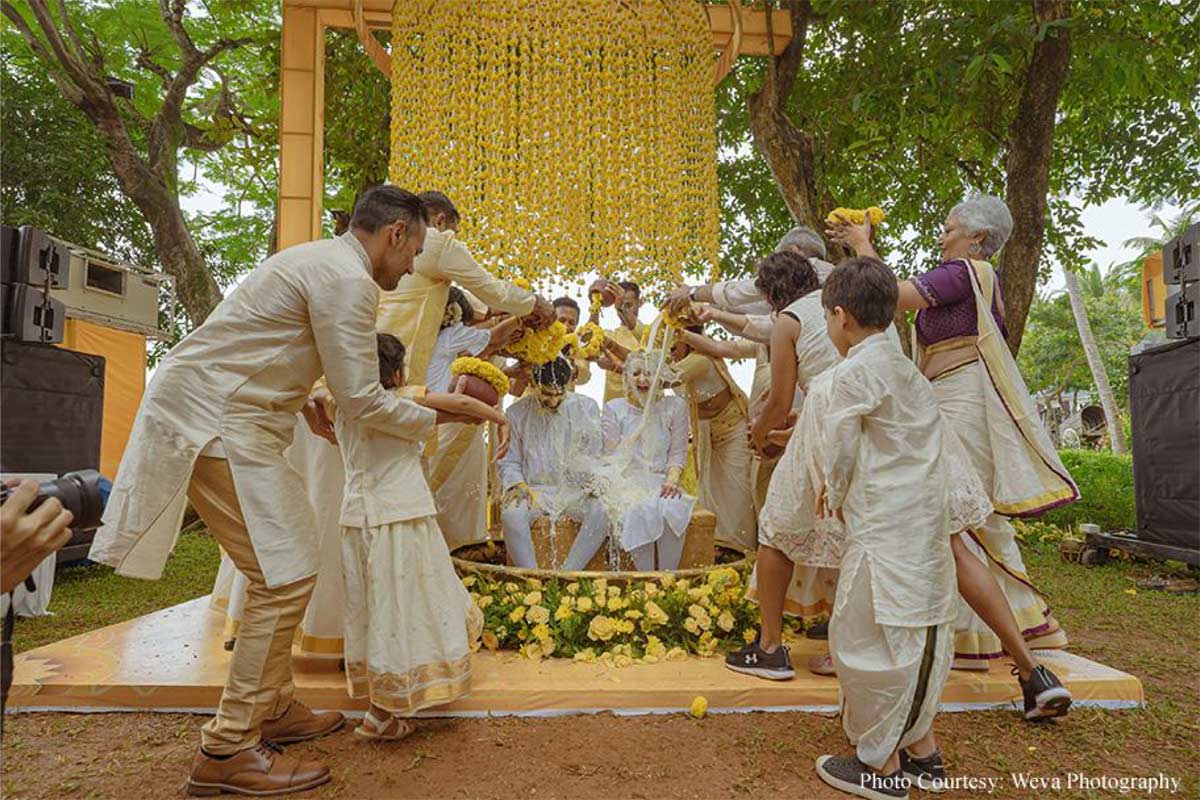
[389,0,720,291]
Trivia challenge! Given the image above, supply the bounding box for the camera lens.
[40,470,104,532]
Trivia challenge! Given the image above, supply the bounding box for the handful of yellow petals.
[825,206,885,226]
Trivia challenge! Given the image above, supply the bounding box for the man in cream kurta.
[373,192,549,550]
[91,188,435,796]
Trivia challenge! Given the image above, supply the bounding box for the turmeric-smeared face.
[534,383,566,410]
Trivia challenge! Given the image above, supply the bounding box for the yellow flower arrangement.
[451,356,511,397]
[825,206,885,226]
[588,292,603,316]
[505,321,570,366]
[574,322,606,360]
[588,615,617,642]
[390,1,720,291]
[512,277,533,291]
[645,636,667,660]
[459,568,802,665]
[689,696,708,718]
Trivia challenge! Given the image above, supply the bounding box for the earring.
[968,242,982,255]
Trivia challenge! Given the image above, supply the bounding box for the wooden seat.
[506,509,717,572]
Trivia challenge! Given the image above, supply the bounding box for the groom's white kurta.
[497,393,607,569]
[91,233,436,589]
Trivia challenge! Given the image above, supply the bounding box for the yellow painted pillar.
[279,5,325,248]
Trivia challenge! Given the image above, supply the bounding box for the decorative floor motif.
[10,596,1143,716]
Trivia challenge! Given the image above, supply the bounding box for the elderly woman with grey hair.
[829,194,1078,724]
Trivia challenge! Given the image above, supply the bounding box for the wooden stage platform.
[9,596,1143,717]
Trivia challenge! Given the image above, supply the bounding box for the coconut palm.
[1061,263,1128,454]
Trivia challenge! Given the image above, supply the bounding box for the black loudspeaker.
[0,341,105,476]
[1129,338,1200,554]
[1,283,65,344]
[0,224,18,285]
[1165,282,1197,340]
[1164,223,1199,285]
[14,226,69,288]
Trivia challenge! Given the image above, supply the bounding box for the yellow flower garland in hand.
[825,206,885,226]
[451,356,511,397]
[505,320,570,366]
[575,322,606,360]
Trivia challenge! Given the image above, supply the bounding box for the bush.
[1041,449,1135,532]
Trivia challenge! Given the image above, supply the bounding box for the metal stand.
[1081,530,1200,569]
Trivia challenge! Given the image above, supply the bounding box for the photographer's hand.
[1,480,73,593]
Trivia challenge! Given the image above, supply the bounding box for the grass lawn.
[11,530,220,654]
[4,533,1198,799]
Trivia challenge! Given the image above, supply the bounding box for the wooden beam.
[284,1,793,55]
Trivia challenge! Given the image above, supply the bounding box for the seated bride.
[601,350,696,571]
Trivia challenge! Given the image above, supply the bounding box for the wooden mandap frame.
[277,0,792,249]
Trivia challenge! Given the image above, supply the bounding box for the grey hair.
[950,195,1013,258]
[774,225,827,259]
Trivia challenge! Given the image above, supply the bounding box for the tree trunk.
[1000,0,1073,356]
[746,1,842,257]
[96,119,222,325]
[747,95,826,232]
[1062,266,1128,454]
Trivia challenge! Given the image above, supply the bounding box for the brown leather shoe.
[260,700,345,744]
[186,741,330,797]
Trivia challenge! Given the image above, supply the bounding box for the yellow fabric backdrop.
[59,319,146,478]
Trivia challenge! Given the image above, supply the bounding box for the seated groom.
[498,356,609,569]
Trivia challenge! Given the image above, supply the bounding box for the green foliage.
[0,39,154,264]
[1042,449,1136,532]
[1018,271,1146,410]
[12,530,220,653]
[2,0,280,332]
[714,0,1199,285]
[323,29,390,232]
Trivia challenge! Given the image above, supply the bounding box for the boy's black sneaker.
[1016,664,1072,721]
[805,619,829,640]
[724,637,794,680]
[815,755,909,800]
[900,749,947,794]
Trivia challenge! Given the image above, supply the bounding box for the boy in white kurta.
[813,258,957,800]
[340,334,503,740]
[601,351,695,571]
[498,357,608,570]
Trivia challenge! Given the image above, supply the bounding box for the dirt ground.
[3,547,1198,799]
[1,700,1194,800]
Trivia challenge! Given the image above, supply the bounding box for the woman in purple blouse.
[829,195,1078,722]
